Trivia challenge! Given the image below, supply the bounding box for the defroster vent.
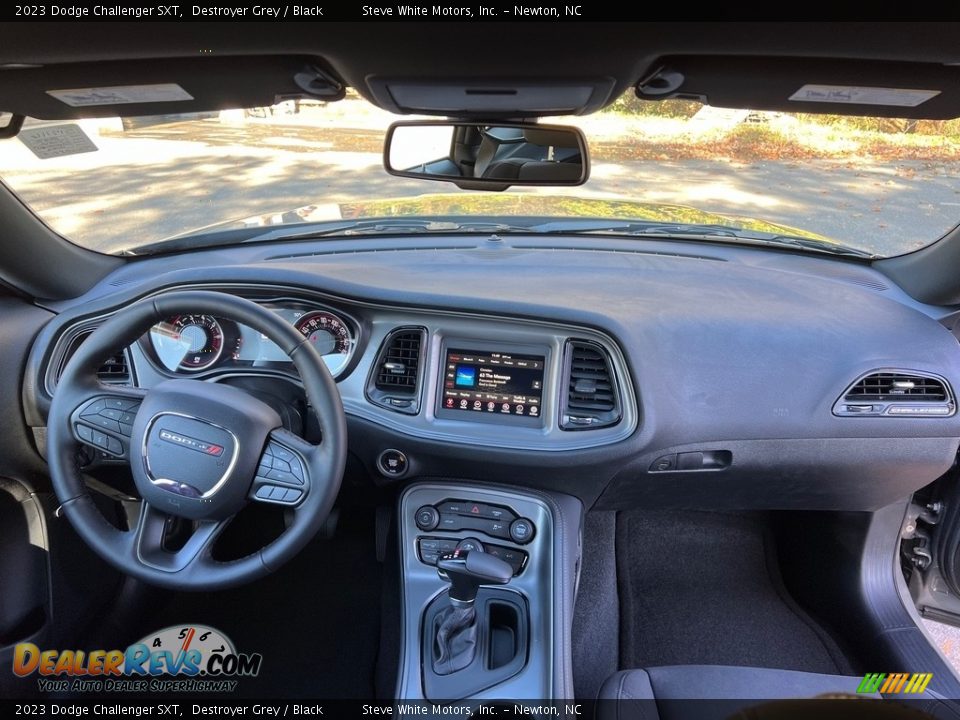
[561,340,621,429]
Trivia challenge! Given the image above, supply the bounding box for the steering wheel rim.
[46,290,347,590]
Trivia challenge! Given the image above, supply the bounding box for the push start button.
[377,448,409,478]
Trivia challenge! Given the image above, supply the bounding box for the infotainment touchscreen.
[439,348,545,420]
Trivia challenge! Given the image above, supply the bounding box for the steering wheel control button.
[509,518,536,544]
[75,424,93,443]
[415,505,440,531]
[270,443,297,464]
[456,537,484,554]
[266,468,302,485]
[253,484,303,504]
[88,414,121,433]
[377,449,409,478]
[261,442,307,484]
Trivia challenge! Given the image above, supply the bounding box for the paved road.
[5,127,960,255]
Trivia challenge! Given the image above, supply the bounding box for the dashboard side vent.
[834,370,954,417]
[560,340,621,430]
[366,327,427,415]
[97,350,131,384]
[50,330,132,390]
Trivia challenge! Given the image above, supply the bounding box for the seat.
[597,665,901,720]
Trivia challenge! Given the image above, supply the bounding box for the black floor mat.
[616,510,852,674]
[121,510,382,699]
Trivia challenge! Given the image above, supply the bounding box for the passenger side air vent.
[834,370,954,417]
[366,327,427,415]
[560,340,621,430]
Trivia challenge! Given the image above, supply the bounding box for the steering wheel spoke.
[249,429,313,507]
[132,501,229,574]
[70,386,148,461]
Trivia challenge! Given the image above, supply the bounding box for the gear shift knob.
[437,550,513,607]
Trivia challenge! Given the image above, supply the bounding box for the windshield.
[3,92,959,257]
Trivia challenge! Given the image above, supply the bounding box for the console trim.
[397,482,581,702]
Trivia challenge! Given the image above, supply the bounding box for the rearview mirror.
[384,121,589,191]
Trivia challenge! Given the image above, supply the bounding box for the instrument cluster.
[142,302,356,378]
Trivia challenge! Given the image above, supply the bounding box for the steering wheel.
[46,290,347,590]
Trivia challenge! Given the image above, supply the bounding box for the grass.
[590,97,960,162]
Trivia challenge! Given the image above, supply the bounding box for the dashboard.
[35,282,637,460]
[21,233,960,511]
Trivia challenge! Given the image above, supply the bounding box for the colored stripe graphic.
[907,673,933,693]
[858,673,886,693]
[860,672,932,694]
[880,673,908,693]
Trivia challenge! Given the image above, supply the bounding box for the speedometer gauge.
[294,311,352,355]
[149,314,225,372]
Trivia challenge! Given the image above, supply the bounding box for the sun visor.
[637,56,960,119]
[0,55,344,120]
[366,77,616,117]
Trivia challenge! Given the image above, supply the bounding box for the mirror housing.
[384,120,589,191]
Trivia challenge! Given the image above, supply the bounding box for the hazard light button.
[437,500,516,523]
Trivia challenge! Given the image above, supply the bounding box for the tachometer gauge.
[294,311,351,355]
[293,311,353,375]
[149,314,225,372]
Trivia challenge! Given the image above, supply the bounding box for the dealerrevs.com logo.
[12,625,262,693]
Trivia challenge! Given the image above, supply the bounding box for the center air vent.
[560,340,621,430]
[834,370,954,417]
[366,327,427,415]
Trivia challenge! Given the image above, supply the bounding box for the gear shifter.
[437,549,514,606]
[431,550,513,675]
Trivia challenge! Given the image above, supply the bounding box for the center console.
[397,483,583,702]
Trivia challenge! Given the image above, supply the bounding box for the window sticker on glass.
[18,124,98,159]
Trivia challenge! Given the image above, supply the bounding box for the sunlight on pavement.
[645,181,786,209]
